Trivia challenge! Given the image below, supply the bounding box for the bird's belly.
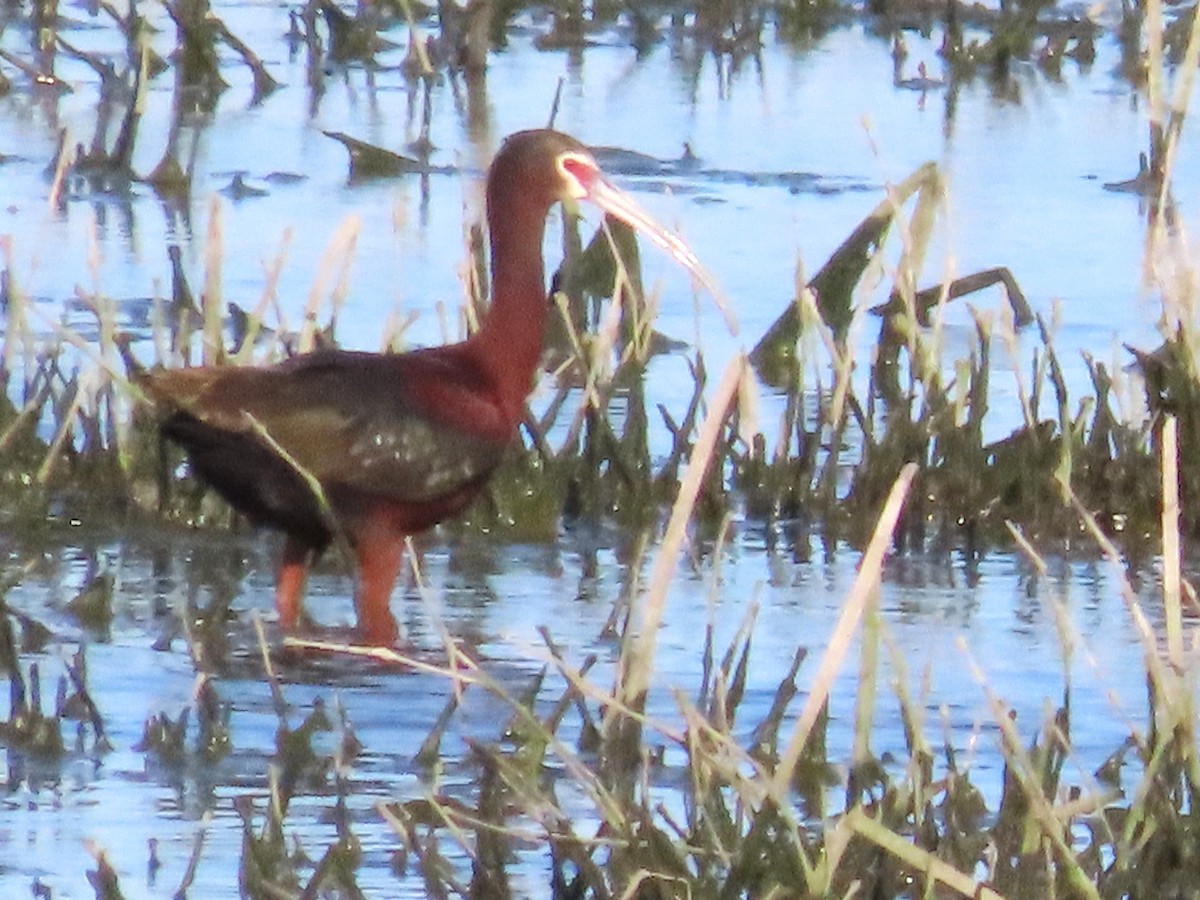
[164,412,335,550]
[328,473,492,536]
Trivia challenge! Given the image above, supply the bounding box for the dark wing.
[144,349,513,507]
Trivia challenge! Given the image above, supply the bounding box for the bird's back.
[145,347,518,546]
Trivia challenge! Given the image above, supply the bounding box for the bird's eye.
[558,153,599,198]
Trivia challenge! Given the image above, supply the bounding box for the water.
[0,3,1191,895]
[0,521,1165,896]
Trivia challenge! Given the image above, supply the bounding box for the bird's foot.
[277,610,401,648]
[355,616,401,649]
[284,610,324,635]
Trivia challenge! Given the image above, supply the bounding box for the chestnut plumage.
[141,129,707,645]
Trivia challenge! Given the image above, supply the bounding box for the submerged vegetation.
[2,0,1200,896]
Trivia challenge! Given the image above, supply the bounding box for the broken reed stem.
[1161,415,1183,665]
[770,462,917,797]
[608,353,746,722]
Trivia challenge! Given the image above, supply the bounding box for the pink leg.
[275,535,312,632]
[352,518,404,646]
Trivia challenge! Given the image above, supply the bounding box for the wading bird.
[140,129,708,646]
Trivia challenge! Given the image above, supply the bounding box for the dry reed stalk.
[735,359,760,447]
[435,298,452,345]
[551,291,588,359]
[798,286,851,427]
[36,312,137,397]
[1004,520,1049,577]
[550,292,630,456]
[594,218,666,365]
[375,802,469,895]
[1063,478,1170,670]
[202,197,224,365]
[606,353,746,724]
[846,807,1006,899]
[851,579,880,771]
[590,273,624,379]
[150,282,169,365]
[283,635,485,683]
[460,273,482,339]
[881,630,936,796]
[1169,25,1200,123]
[413,793,477,867]
[1,237,35,389]
[554,285,621,423]
[1146,0,1166,161]
[1062,467,1200,851]
[252,613,288,720]
[549,640,684,744]
[403,535,479,701]
[995,302,1037,432]
[643,211,735,338]
[887,157,944,384]
[1151,0,1200,210]
[385,566,648,838]
[396,0,433,76]
[0,383,51,452]
[298,215,361,353]
[380,309,419,353]
[1161,415,1183,664]
[961,641,1101,900]
[769,462,917,797]
[173,812,210,898]
[242,412,343,544]
[75,283,127,455]
[231,228,293,365]
[46,135,74,212]
[623,285,664,366]
[36,380,83,484]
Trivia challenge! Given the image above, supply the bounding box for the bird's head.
[490,129,723,314]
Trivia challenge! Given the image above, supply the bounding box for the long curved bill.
[584,176,738,337]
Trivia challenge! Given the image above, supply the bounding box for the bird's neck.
[471,191,552,424]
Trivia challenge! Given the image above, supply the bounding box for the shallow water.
[0,520,1170,896]
[0,2,1194,895]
